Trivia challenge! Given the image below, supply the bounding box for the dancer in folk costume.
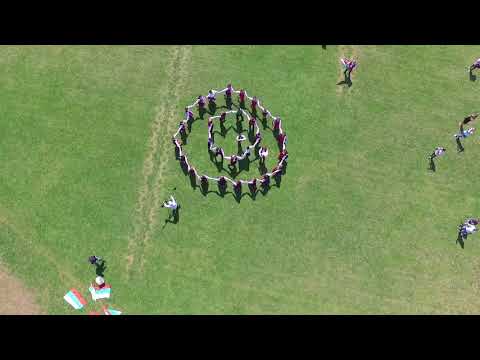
[341,57,357,78]
[185,107,195,122]
[207,89,216,105]
[259,146,269,164]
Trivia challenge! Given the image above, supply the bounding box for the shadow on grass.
[456,227,465,249]
[469,70,477,82]
[95,260,107,277]
[163,206,180,228]
[337,72,352,87]
[456,137,465,153]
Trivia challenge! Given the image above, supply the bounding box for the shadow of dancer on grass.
[88,255,107,277]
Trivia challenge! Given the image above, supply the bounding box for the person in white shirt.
[429,147,446,161]
[259,146,268,164]
[161,195,178,213]
[460,222,477,240]
[470,58,480,72]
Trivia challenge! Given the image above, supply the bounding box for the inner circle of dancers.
[172,83,289,197]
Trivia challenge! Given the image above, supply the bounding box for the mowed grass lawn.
[1,45,480,314]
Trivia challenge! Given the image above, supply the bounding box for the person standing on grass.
[454,124,475,139]
[272,117,281,132]
[161,195,178,217]
[248,116,257,133]
[220,111,227,124]
[238,89,246,106]
[341,58,357,78]
[228,155,238,169]
[259,146,268,164]
[428,147,446,161]
[250,96,259,114]
[470,58,480,72]
[185,107,194,123]
[460,222,477,239]
[200,175,208,188]
[233,180,242,193]
[207,90,216,105]
[247,178,257,193]
[262,107,269,119]
[195,95,206,115]
[260,173,270,188]
[217,83,234,98]
[215,147,224,162]
[179,121,187,136]
[236,107,244,122]
[218,176,227,190]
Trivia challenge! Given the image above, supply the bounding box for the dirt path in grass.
[0,264,43,314]
[125,46,192,277]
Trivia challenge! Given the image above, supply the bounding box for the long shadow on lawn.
[95,261,107,277]
[456,228,465,249]
[162,206,180,229]
[456,137,465,153]
[469,70,477,82]
[337,73,352,87]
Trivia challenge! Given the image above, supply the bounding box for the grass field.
[2,45,480,314]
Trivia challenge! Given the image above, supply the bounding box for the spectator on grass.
[341,58,357,78]
[460,222,477,239]
[429,147,446,160]
[94,276,106,289]
[470,58,480,72]
[454,124,475,139]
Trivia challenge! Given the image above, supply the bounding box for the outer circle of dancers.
[172,83,289,196]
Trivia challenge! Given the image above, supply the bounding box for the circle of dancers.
[172,83,289,198]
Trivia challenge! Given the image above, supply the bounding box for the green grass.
[2,45,480,314]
